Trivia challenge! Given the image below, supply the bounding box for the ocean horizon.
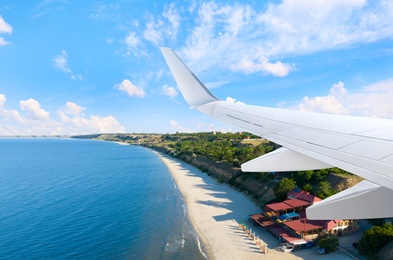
[0,138,206,259]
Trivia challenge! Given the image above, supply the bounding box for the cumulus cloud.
[0,16,12,34]
[226,97,245,105]
[89,115,124,133]
[0,94,24,125]
[0,93,5,107]
[20,98,50,120]
[61,102,86,117]
[115,79,145,98]
[0,16,13,46]
[161,85,178,98]
[292,79,393,118]
[0,94,125,135]
[53,50,83,80]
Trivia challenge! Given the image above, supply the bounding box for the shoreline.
[153,150,353,260]
[154,151,283,259]
[154,151,214,259]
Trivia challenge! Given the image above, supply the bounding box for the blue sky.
[0,0,392,135]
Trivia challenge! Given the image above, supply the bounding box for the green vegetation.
[358,222,393,256]
[367,218,386,227]
[302,183,313,193]
[275,178,296,201]
[166,132,277,165]
[318,236,339,253]
[316,181,337,199]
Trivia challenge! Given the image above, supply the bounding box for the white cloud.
[142,3,181,45]
[0,16,12,34]
[230,55,295,77]
[53,50,83,80]
[0,38,9,46]
[61,102,85,117]
[89,115,124,133]
[162,85,178,98]
[0,94,125,135]
[143,20,163,45]
[170,119,195,133]
[225,97,245,105]
[0,93,5,108]
[0,94,24,125]
[0,16,13,46]
[54,50,71,73]
[56,112,125,135]
[20,98,50,120]
[115,79,145,98]
[292,78,393,118]
[162,3,181,39]
[124,32,142,55]
[169,1,393,76]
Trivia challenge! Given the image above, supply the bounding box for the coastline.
[153,150,353,260]
[154,151,286,259]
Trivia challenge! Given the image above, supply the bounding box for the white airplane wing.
[161,47,393,219]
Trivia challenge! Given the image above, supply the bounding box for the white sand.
[155,151,351,260]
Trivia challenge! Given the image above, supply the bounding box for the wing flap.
[241,147,332,172]
[306,180,393,219]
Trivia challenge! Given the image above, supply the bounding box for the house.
[250,188,359,246]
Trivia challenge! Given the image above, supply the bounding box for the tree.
[275,178,296,201]
[294,171,314,186]
[367,218,386,227]
[318,236,339,253]
[302,183,313,193]
[317,181,336,199]
[313,169,329,182]
[358,222,393,255]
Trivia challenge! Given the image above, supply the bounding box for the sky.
[0,0,392,135]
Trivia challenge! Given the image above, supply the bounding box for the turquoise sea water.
[0,138,205,259]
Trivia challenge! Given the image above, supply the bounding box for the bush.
[318,236,339,253]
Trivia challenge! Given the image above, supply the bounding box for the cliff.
[145,144,277,206]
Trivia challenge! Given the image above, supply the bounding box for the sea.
[0,138,206,260]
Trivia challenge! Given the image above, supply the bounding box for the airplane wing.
[160,47,393,219]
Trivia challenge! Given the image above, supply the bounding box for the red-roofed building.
[265,188,322,219]
[284,218,358,239]
[264,202,293,214]
[297,193,322,204]
[284,198,310,209]
[287,187,322,204]
[250,187,359,245]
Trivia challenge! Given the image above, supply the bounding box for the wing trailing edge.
[241,147,332,172]
[307,181,393,219]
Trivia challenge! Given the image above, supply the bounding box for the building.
[250,188,359,247]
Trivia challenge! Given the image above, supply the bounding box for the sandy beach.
[154,151,352,260]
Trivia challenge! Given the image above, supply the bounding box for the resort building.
[250,188,359,247]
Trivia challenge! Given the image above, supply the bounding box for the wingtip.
[160,47,219,108]
[160,47,172,53]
